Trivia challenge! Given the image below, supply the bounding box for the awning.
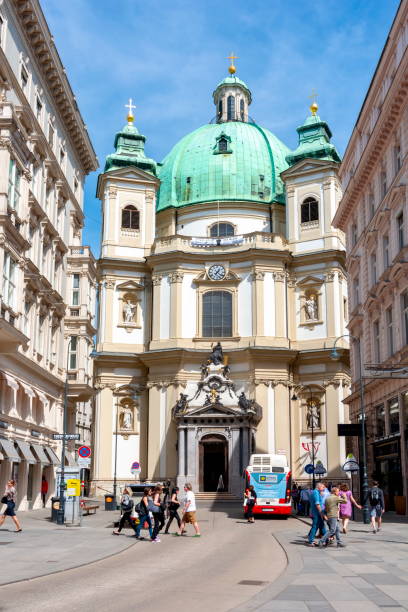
[15,440,37,464]
[65,452,75,466]
[44,447,60,466]
[31,443,50,465]
[19,381,36,398]
[0,437,21,462]
[35,390,48,406]
[1,372,19,392]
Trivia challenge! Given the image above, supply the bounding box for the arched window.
[210,222,234,237]
[227,95,235,121]
[218,100,223,119]
[121,205,140,230]
[203,291,232,337]
[301,197,319,224]
[240,99,245,121]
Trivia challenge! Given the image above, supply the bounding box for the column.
[169,271,183,339]
[147,385,161,479]
[325,270,336,338]
[103,278,116,343]
[17,461,29,511]
[251,271,264,337]
[178,427,185,477]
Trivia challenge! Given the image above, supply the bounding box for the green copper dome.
[156,121,291,212]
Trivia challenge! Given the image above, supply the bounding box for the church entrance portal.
[199,435,228,492]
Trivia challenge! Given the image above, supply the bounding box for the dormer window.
[121,205,139,230]
[213,132,232,155]
[301,197,319,224]
[218,138,228,153]
[227,95,235,121]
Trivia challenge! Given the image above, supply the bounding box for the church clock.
[208,264,226,280]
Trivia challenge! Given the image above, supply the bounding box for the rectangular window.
[38,314,45,354]
[369,191,375,218]
[376,404,386,438]
[373,319,380,362]
[386,306,394,356]
[2,252,17,309]
[394,144,402,173]
[20,65,28,94]
[380,169,387,199]
[69,336,78,370]
[23,301,31,336]
[388,397,399,435]
[72,274,80,305]
[370,252,377,285]
[397,213,404,250]
[351,223,358,247]
[60,146,65,167]
[383,235,389,269]
[48,123,54,148]
[8,158,21,214]
[36,96,43,122]
[353,277,360,308]
[202,291,232,337]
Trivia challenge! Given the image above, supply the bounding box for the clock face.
[208,264,226,281]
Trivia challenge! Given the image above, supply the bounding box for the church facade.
[92,68,350,497]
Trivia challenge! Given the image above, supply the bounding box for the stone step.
[195,492,241,502]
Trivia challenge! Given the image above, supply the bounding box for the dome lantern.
[212,55,252,124]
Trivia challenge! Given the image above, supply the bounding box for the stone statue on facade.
[238,391,252,412]
[120,407,133,430]
[174,393,188,414]
[209,342,224,366]
[123,299,137,323]
[305,294,318,320]
[307,401,320,429]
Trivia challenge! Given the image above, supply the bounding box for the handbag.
[1,496,8,504]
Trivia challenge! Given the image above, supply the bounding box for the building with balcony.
[333,0,408,512]
[0,0,97,509]
[93,63,350,497]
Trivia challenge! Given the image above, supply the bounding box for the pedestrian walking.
[318,485,347,548]
[135,487,153,540]
[164,487,181,534]
[41,475,48,508]
[291,484,300,512]
[307,482,327,546]
[0,480,22,532]
[245,484,257,523]
[175,483,201,537]
[300,486,310,516]
[339,482,361,533]
[368,480,385,533]
[151,485,163,542]
[112,487,137,536]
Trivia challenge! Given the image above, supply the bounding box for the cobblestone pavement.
[232,515,408,612]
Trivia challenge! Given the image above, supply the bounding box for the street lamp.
[291,384,317,489]
[57,336,74,525]
[113,396,119,506]
[331,333,370,524]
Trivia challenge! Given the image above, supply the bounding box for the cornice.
[10,0,98,174]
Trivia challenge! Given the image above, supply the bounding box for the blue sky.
[40,0,400,256]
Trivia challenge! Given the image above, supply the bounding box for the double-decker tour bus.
[244,453,292,516]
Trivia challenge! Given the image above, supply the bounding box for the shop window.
[121,205,139,230]
[202,290,232,337]
[210,222,234,237]
[301,197,319,224]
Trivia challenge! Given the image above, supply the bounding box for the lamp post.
[57,336,73,525]
[291,384,316,489]
[331,334,370,524]
[113,396,119,506]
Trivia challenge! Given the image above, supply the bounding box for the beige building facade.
[93,73,350,497]
[334,1,408,512]
[0,0,97,509]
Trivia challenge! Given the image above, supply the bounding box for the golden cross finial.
[227,52,238,75]
[308,89,319,115]
[125,98,136,123]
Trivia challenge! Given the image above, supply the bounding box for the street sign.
[304,464,314,474]
[66,478,80,496]
[53,433,80,441]
[337,424,362,437]
[131,460,141,475]
[78,445,91,458]
[78,457,91,467]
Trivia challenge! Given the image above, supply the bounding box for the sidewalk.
[0,506,137,585]
[232,514,408,612]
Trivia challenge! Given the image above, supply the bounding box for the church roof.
[104,121,157,175]
[156,120,291,212]
[286,109,341,166]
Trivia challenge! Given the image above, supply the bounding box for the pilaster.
[251,271,264,337]
[273,271,287,338]
[151,275,162,341]
[169,271,184,339]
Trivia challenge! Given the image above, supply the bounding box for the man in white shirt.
[175,483,201,537]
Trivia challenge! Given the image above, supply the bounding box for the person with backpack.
[135,487,153,540]
[368,480,385,533]
[112,487,137,536]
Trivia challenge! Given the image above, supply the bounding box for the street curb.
[230,520,304,612]
[0,535,139,588]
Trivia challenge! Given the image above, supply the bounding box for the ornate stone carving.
[104,278,116,289]
[325,270,336,282]
[108,187,117,198]
[169,271,184,284]
[250,271,265,282]
[152,275,162,286]
[272,271,286,282]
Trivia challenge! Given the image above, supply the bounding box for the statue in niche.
[123,299,137,323]
[306,401,320,430]
[120,406,133,430]
[305,294,318,320]
[209,342,224,366]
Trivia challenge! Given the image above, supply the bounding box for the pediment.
[185,403,239,417]
[281,157,334,178]
[105,165,159,183]
[296,274,324,288]
[116,280,145,292]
